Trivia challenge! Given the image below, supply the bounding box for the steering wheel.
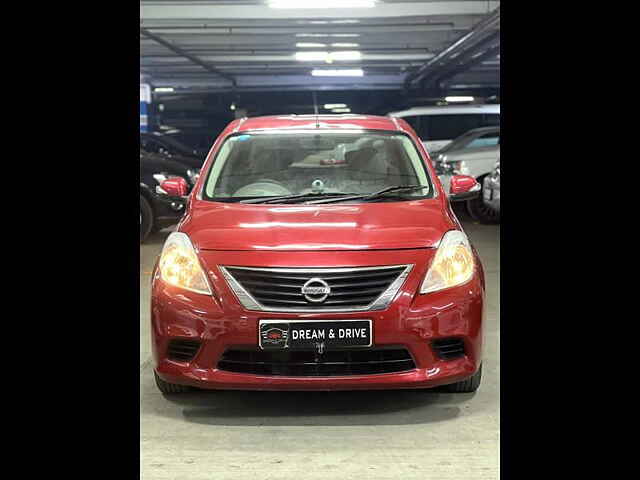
[233,180,292,197]
[254,178,286,187]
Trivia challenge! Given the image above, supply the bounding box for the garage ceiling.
[140,0,500,95]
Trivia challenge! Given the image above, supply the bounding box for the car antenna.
[312,91,319,128]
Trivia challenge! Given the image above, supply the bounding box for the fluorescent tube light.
[329,51,361,61]
[445,96,475,102]
[154,87,174,92]
[312,69,364,77]
[296,33,360,38]
[296,51,361,62]
[269,0,375,8]
[331,108,352,113]
[295,51,329,61]
[324,103,347,109]
[296,42,327,48]
[331,43,359,48]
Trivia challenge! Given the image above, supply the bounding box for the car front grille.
[220,265,412,312]
[431,337,466,360]
[217,347,416,377]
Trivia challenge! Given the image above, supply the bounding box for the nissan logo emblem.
[301,278,331,303]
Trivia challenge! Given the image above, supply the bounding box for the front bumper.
[151,248,485,391]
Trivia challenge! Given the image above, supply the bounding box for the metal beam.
[140,27,236,86]
[404,6,499,89]
[435,45,500,87]
[140,2,500,21]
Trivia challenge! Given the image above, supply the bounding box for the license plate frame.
[259,319,373,351]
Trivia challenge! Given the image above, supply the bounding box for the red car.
[151,114,485,393]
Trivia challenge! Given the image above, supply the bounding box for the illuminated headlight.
[420,230,475,294]
[158,232,212,295]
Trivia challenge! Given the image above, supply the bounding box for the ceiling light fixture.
[328,50,362,61]
[324,103,347,109]
[295,51,361,62]
[296,42,327,48]
[154,87,175,93]
[331,43,359,48]
[331,108,352,113]
[295,51,329,61]
[296,33,360,38]
[445,96,475,102]
[312,69,364,77]
[269,0,375,8]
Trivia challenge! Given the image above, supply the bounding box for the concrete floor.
[140,207,500,479]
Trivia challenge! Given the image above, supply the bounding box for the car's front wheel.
[442,364,482,393]
[466,175,500,224]
[154,371,191,394]
[140,194,153,243]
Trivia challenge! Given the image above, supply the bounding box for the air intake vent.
[431,337,466,360]
[217,347,416,377]
[167,339,201,362]
[220,265,412,312]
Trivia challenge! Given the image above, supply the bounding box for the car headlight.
[158,232,212,295]
[420,230,474,294]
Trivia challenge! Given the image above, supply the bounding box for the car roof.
[387,104,500,117]
[229,114,403,133]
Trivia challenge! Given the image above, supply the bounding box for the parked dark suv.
[140,149,198,242]
[140,131,206,169]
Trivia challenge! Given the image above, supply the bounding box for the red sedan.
[151,114,485,393]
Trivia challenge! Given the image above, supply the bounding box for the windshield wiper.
[303,185,429,205]
[240,193,345,204]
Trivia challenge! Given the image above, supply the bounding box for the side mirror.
[157,177,188,198]
[449,175,481,202]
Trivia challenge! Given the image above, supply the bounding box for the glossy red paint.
[151,114,484,391]
[449,175,480,195]
[161,177,188,197]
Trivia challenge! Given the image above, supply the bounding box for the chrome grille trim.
[219,264,413,312]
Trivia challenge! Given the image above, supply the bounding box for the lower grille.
[431,337,466,360]
[217,347,416,376]
[167,339,201,362]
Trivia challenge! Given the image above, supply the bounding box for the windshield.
[439,128,500,154]
[202,131,433,202]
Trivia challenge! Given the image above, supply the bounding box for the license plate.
[259,319,372,351]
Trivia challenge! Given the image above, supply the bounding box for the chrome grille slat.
[220,264,413,312]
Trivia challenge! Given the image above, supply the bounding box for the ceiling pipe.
[403,6,500,90]
[140,27,237,87]
[435,44,501,89]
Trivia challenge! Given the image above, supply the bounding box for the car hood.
[182,198,454,251]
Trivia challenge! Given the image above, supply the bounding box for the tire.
[466,176,500,224]
[140,194,154,243]
[154,371,191,394]
[442,364,482,393]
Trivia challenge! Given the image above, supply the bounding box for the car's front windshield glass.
[202,130,433,202]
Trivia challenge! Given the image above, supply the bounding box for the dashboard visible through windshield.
[202,130,433,203]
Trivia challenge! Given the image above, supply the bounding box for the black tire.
[154,371,191,394]
[466,176,500,224]
[442,364,482,393]
[140,194,154,243]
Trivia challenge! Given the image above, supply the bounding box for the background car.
[140,131,207,169]
[434,127,500,223]
[140,149,196,242]
[482,157,500,215]
[387,104,500,154]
